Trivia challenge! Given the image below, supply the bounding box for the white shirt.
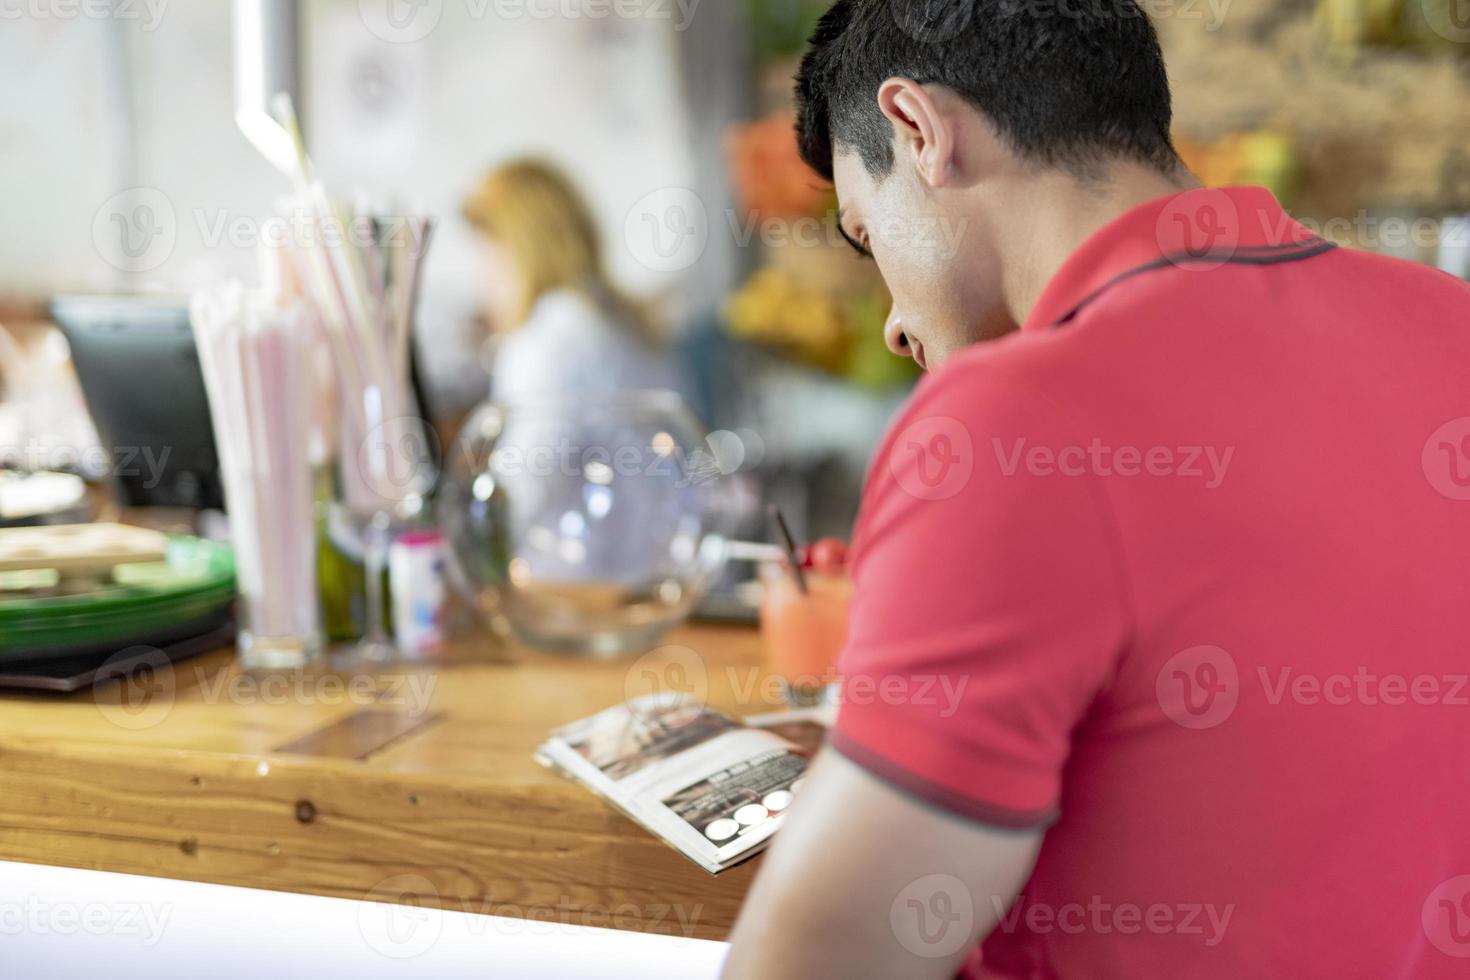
[488,289,677,403]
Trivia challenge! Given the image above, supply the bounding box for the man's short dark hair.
[796,0,1180,181]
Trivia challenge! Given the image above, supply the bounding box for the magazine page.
[632,727,806,866]
[536,696,812,873]
[744,703,836,756]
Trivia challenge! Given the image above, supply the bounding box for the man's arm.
[721,749,1042,980]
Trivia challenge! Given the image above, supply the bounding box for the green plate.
[0,536,236,656]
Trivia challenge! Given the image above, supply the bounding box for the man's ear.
[876,77,956,189]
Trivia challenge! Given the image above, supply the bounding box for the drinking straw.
[257,94,433,513]
[767,505,809,595]
[353,197,387,311]
[260,97,407,360]
[723,541,785,564]
[190,283,321,652]
[390,216,433,381]
[268,95,381,403]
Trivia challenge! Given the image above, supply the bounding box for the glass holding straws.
[268,96,438,664]
[191,285,324,670]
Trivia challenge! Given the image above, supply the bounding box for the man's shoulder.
[866,337,1099,514]
[892,244,1470,439]
[905,325,1108,423]
[1302,242,1470,303]
[1067,240,1470,335]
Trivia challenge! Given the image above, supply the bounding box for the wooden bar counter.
[0,625,772,942]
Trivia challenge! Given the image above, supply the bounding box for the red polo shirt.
[833,186,1470,978]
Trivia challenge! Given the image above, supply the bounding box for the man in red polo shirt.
[721,2,1470,979]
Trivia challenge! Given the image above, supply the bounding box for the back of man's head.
[796,0,1180,182]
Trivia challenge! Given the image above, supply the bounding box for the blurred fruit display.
[726,266,849,371]
[722,107,920,390]
[724,5,925,393]
[1175,130,1301,204]
[726,113,835,219]
[1314,0,1470,54]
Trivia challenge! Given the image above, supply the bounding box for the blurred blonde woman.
[463,160,677,402]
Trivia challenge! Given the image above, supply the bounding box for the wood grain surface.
[0,624,781,941]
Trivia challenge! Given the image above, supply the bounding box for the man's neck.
[993,162,1200,326]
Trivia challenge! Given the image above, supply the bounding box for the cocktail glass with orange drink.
[759,537,852,706]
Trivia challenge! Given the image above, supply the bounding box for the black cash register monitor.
[50,294,225,510]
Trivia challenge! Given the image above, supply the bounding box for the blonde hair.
[463,159,654,339]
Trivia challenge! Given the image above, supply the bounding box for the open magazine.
[535,696,832,874]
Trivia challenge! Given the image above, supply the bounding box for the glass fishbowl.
[438,390,734,656]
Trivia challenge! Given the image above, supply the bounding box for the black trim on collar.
[1051,238,1338,329]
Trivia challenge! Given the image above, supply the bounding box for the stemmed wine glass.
[336,379,437,667]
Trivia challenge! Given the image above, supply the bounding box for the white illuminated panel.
[0,861,729,979]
